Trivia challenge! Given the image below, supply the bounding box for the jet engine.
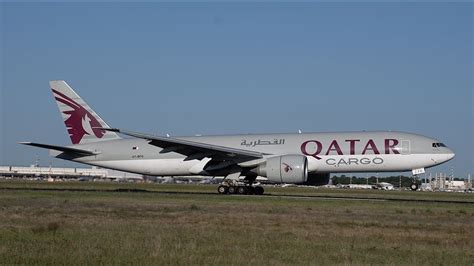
[255,155,308,184]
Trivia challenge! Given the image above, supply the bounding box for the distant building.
[426,173,473,191]
[0,165,143,181]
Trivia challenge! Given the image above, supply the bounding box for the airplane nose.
[446,150,455,161]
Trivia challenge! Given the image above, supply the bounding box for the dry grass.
[0,181,473,265]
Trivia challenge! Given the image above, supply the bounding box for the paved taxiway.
[1,187,472,204]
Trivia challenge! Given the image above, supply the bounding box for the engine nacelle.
[256,155,308,184]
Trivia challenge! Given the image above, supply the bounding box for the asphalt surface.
[1,186,473,204]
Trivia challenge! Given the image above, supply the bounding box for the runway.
[1,186,472,204]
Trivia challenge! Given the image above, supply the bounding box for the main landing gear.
[217,180,264,195]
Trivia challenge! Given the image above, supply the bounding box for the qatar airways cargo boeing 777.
[21,81,455,194]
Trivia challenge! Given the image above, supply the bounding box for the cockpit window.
[432,143,446,148]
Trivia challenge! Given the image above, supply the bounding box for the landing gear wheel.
[217,185,228,194]
[254,186,264,195]
[247,186,255,195]
[228,186,237,194]
[410,183,418,191]
[237,186,248,195]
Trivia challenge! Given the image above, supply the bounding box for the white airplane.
[21,81,455,194]
[375,182,395,190]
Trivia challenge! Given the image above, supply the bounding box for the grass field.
[0,181,473,265]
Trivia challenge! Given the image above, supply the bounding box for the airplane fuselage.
[22,80,456,193]
[58,131,454,176]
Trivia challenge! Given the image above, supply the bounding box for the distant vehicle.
[161,177,175,184]
[22,81,455,195]
[375,182,395,190]
[338,184,373,190]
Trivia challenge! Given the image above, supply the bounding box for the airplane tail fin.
[50,80,121,145]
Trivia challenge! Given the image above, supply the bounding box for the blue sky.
[1,2,472,177]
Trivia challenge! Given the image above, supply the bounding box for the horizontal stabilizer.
[19,142,98,156]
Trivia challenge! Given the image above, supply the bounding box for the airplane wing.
[104,128,265,162]
[19,142,99,156]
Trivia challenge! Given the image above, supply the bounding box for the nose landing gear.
[410,182,419,191]
[410,175,421,191]
[410,168,425,191]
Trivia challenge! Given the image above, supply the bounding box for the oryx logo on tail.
[52,89,105,144]
[49,80,120,145]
